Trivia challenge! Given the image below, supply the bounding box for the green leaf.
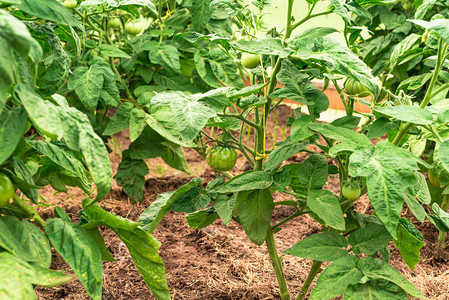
[232,38,291,58]
[310,255,363,300]
[393,218,424,270]
[30,22,71,96]
[0,252,37,300]
[234,189,274,245]
[270,60,329,116]
[190,0,213,31]
[68,65,105,111]
[0,107,27,164]
[217,171,273,193]
[186,207,219,229]
[139,178,203,232]
[439,140,449,174]
[129,108,147,142]
[14,84,63,140]
[358,257,425,298]
[298,154,328,190]
[264,139,309,172]
[103,102,134,135]
[12,157,38,203]
[83,227,115,262]
[46,218,103,300]
[389,34,421,70]
[171,186,211,213]
[348,224,392,255]
[151,92,216,141]
[345,279,408,300]
[367,118,399,139]
[160,140,190,173]
[16,0,79,26]
[291,115,315,141]
[32,265,73,288]
[0,216,51,268]
[309,123,372,148]
[373,105,433,125]
[214,194,236,226]
[289,36,379,97]
[415,0,437,19]
[284,232,349,261]
[331,115,361,129]
[307,189,345,230]
[26,140,91,193]
[427,203,449,232]
[404,173,430,222]
[98,44,131,58]
[149,44,181,74]
[115,152,149,203]
[60,107,112,202]
[227,83,268,101]
[82,200,170,300]
[349,141,420,237]
[409,19,449,44]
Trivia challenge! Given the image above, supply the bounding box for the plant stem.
[296,261,322,300]
[265,227,292,300]
[393,38,447,146]
[13,195,46,229]
[438,194,449,251]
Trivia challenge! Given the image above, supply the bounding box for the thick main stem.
[438,194,449,251]
[266,228,291,300]
[296,261,322,300]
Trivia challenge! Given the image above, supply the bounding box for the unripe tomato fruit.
[125,21,144,35]
[206,146,237,172]
[428,167,441,187]
[402,2,413,11]
[344,78,371,97]
[342,181,361,201]
[64,0,77,9]
[241,53,261,69]
[108,18,121,28]
[0,173,15,208]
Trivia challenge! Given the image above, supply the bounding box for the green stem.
[266,228,291,300]
[393,38,447,146]
[217,113,260,129]
[438,194,449,251]
[272,209,310,230]
[13,196,46,229]
[295,261,323,300]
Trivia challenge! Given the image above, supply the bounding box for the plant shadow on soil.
[36,105,449,300]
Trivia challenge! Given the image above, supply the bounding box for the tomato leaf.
[234,189,274,245]
[46,218,103,300]
[349,141,420,237]
[284,232,349,261]
[310,255,363,300]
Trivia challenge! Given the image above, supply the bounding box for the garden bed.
[36,105,449,300]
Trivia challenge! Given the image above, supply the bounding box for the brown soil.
[35,105,449,300]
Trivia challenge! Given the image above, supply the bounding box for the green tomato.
[64,0,77,9]
[428,167,441,187]
[341,181,361,201]
[206,146,237,172]
[402,2,413,11]
[0,173,15,208]
[125,21,144,35]
[344,78,371,97]
[108,18,121,28]
[241,53,261,69]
